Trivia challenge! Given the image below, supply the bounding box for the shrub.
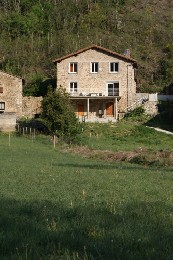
[125,106,145,119]
[41,87,81,143]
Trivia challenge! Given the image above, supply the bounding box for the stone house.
[53,45,137,122]
[0,70,23,116]
[0,70,23,131]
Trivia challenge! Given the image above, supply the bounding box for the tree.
[41,87,81,143]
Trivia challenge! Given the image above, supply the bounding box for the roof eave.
[52,45,137,65]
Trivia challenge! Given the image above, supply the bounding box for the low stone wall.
[144,101,158,115]
[22,96,43,118]
[135,93,158,116]
[0,112,16,132]
[135,93,149,101]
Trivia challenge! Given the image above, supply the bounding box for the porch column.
[87,98,90,119]
[114,98,118,120]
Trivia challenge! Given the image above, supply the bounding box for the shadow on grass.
[0,197,173,259]
[145,114,173,132]
[56,162,173,172]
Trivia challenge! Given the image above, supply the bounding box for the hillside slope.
[0,0,172,92]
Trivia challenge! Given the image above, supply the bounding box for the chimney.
[124,49,131,58]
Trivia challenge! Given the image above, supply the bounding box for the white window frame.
[70,82,78,93]
[0,102,5,110]
[90,62,99,73]
[69,62,78,73]
[109,62,119,73]
[107,82,119,96]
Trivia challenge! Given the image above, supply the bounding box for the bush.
[17,118,48,134]
[41,87,81,143]
[125,106,145,119]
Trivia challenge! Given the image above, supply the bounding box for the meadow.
[0,119,173,259]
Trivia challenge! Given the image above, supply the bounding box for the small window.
[70,82,78,93]
[91,62,99,73]
[0,87,3,93]
[69,62,78,73]
[108,82,119,96]
[0,102,5,110]
[110,62,119,73]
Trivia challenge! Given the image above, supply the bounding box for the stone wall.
[144,101,158,115]
[135,93,158,116]
[22,96,43,118]
[0,112,16,131]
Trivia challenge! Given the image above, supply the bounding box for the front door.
[106,102,114,116]
[78,104,84,116]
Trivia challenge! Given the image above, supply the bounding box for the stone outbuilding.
[0,70,23,116]
[0,70,23,131]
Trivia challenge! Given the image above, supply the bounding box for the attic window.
[109,62,119,73]
[91,62,99,73]
[69,62,78,73]
[0,102,5,110]
[0,87,3,93]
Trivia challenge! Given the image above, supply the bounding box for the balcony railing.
[70,92,120,97]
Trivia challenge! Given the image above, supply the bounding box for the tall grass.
[0,133,173,259]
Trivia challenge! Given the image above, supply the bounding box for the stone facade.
[22,96,43,118]
[0,70,23,131]
[53,45,137,121]
[0,70,23,117]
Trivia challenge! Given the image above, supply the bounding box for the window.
[69,62,78,73]
[109,62,119,73]
[0,102,5,110]
[91,62,99,73]
[0,87,3,93]
[70,82,78,93]
[107,82,119,96]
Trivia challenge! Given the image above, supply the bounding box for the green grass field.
[0,121,173,259]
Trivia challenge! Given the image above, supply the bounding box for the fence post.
[53,135,56,148]
[9,132,11,147]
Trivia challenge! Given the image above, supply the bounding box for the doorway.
[106,102,114,116]
[78,104,84,116]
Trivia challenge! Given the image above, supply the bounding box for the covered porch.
[70,96,120,122]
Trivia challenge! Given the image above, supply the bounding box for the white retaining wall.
[0,112,16,132]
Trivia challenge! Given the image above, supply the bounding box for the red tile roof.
[53,44,137,65]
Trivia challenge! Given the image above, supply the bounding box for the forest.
[0,0,173,95]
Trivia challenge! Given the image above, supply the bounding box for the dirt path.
[147,126,173,135]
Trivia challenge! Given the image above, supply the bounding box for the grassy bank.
[0,131,173,259]
[79,119,173,152]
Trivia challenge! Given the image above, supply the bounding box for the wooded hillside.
[0,0,173,94]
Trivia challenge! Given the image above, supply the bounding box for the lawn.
[0,124,173,259]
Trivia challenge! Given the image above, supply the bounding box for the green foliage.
[17,118,48,133]
[23,73,44,96]
[23,73,56,97]
[41,87,81,142]
[125,106,145,119]
[0,0,173,91]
